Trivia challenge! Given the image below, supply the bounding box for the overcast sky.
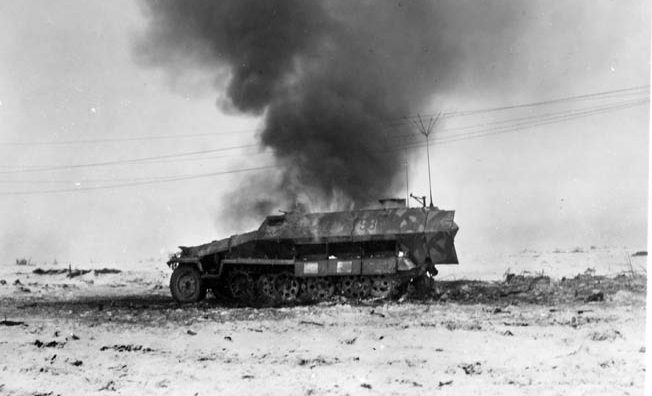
[0,0,649,267]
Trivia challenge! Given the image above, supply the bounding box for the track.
[218,267,411,305]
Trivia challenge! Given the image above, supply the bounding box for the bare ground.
[0,264,646,396]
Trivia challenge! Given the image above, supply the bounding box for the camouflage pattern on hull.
[168,206,458,303]
[181,207,457,265]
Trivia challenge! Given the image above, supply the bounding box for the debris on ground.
[33,268,122,277]
[503,321,529,327]
[297,356,337,367]
[589,329,623,342]
[100,344,154,352]
[0,319,26,327]
[66,270,92,278]
[299,320,324,327]
[397,379,423,387]
[34,340,65,348]
[414,271,645,304]
[33,269,68,275]
[586,290,605,302]
[98,380,116,391]
[459,362,483,375]
[93,268,122,275]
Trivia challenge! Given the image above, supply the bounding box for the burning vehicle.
[167,202,458,303]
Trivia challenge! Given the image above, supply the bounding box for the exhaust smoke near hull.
[135,0,526,215]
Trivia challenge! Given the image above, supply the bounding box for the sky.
[0,0,649,267]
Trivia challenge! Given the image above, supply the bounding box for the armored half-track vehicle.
[167,204,458,303]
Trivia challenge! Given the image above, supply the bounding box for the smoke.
[135,0,527,214]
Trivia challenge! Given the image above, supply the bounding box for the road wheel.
[353,276,371,299]
[339,277,354,297]
[316,278,335,300]
[228,271,254,301]
[256,274,278,302]
[304,278,335,301]
[370,275,396,299]
[276,273,300,302]
[341,276,371,299]
[170,265,205,303]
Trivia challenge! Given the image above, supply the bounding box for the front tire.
[170,265,206,303]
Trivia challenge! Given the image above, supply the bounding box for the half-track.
[167,204,458,303]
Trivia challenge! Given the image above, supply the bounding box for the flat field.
[0,248,646,395]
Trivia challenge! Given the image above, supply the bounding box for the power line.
[387,84,649,125]
[136,149,271,165]
[0,146,271,172]
[0,159,254,183]
[3,95,645,193]
[0,128,260,147]
[0,143,258,174]
[1,85,647,147]
[0,150,274,184]
[396,97,648,150]
[385,95,649,143]
[0,85,647,192]
[395,99,647,150]
[0,165,277,195]
[2,89,646,173]
[0,95,645,184]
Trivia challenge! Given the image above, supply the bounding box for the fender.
[168,256,203,272]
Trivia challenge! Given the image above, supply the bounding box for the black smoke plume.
[135,0,525,215]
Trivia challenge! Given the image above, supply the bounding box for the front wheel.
[170,265,206,303]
